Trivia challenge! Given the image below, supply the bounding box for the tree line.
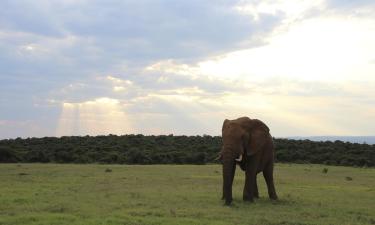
[0,134,374,167]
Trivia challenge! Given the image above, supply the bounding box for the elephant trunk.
[222,159,236,205]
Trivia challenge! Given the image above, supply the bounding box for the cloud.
[1,0,374,138]
[62,0,284,61]
[0,0,64,37]
[47,73,375,136]
[326,0,375,10]
[56,97,133,136]
[2,68,374,137]
[0,1,284,128]
[149,16,375,82]
[0,0,284,66]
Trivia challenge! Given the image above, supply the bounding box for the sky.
[0,0,374,139]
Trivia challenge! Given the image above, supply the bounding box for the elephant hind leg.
[263,163,278,200]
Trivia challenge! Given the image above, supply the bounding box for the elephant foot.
[243,196,254,202]
[270,195,278,200]
[269,193,278,200]
[224,197,233,205]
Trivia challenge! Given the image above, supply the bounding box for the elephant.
[218,116,278,205]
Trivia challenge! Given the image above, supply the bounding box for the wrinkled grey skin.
[220,117,278,205]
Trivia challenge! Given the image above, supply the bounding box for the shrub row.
[0,135,374,167]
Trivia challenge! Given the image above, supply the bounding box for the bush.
[0,147,20,162]
[0,135,373,167]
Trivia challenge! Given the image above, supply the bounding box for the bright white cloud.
[140,10,375,136]
[113,86,126,92]
[235,0,325,21]
[151,16,375,82]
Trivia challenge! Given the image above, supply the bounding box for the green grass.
[0,163,374,225]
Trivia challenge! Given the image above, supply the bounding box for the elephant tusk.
[235,154,242,162]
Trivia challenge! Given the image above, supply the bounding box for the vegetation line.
[0,135,374,167]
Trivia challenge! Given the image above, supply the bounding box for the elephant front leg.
[243,155,260,202]
[254,175,259,198]
[243,170,256,202]
[244,175,259,199]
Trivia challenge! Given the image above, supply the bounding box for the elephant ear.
[246,129,266,156]
[222,119,229,133]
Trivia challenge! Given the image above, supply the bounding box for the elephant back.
[244,119,270,133]
[223,117,270,134]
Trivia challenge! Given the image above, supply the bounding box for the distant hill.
[287,136,375,145]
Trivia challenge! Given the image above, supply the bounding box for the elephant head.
[220,117,269,205]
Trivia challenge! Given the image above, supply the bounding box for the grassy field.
[0,163,374,225]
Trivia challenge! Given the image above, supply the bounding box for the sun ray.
[56,98,132,136]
